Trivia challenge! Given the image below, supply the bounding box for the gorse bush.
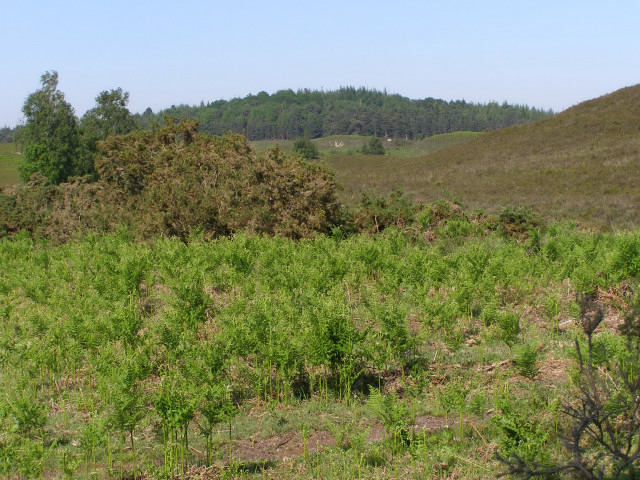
[349,189,418,234]
[1,118,341,240]
[497,205,544,242]
[95,118,340,239]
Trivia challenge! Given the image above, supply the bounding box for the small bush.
[292,137,320,159]
[498,310,521,350]
[422,199,467,228]
[361,137,385,155]
[498,205,544,242]
[494,397,551,466]
[350,189,417,234]
[513,343,541,380]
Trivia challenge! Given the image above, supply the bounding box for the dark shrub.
[497,205,544,242]
[292,137,320,159]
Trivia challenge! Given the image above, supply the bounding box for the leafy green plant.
[197,382,235,467]
[104,356,147,480]
[59,450,81,480]
[498,310,521,351]
[494,397,551,466]
[4,389,47,437]
[513,343,541,380]
[437,382,469,440]
[292,137,320,159]
[368,388,411,451]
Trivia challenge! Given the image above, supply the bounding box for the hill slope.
[333,85,640,228]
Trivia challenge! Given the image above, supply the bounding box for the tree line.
[147,86,553,141]
[0,127,16,143]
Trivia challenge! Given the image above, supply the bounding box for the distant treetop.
[140,87,553,141]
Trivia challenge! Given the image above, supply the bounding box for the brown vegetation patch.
[536,358,572,386]
[233,429,334,463]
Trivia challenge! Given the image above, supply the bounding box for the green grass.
[0,142,21,187]
[383,131,483,157]
[1,224,639,478]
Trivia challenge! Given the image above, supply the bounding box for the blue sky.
[2,0,639,127]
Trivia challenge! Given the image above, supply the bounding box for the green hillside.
[331,85,640,229]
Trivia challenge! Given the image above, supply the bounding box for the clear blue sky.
[2,0,639,127]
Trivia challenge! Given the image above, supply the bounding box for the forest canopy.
[139,87,553,141]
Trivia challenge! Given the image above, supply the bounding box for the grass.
[1,223,639,478]
[0,142,21,187]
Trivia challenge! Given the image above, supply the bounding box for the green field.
[1,223,639,479]
[0,143,21,187]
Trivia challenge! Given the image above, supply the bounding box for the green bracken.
[1,217,639,478]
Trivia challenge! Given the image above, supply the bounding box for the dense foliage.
[292,137,320,159]
[361,137,386,155]
[1,119,340,240]
[18,71,82,184]
[79,87,137,177]
[146,87,552,141]
[1,217,639,478]
[16,72,139,184]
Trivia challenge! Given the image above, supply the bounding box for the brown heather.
[330,84,640,229]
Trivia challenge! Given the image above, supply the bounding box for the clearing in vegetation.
[250,131,482,157]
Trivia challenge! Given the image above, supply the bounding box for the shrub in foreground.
[0,119,340,240]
